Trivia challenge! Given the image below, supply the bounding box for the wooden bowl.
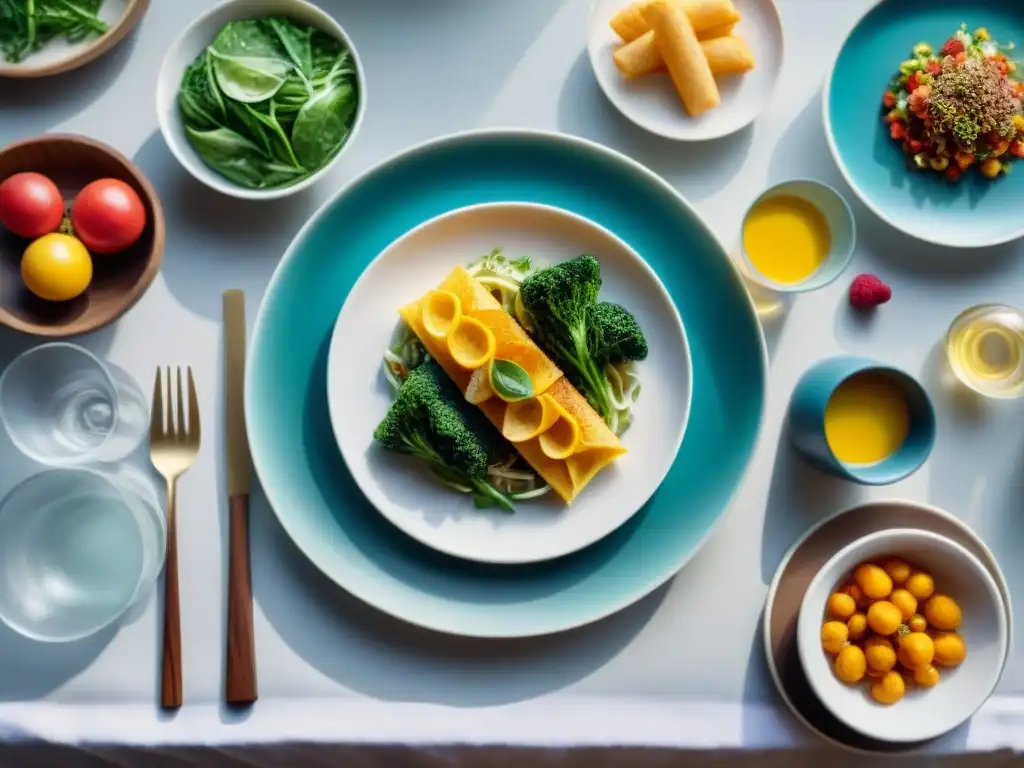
[0,134,165,337]
[0,0,149,79]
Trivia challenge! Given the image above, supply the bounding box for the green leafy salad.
[378,251,647,513]
[0,0,108,63]
[176,17,359,190]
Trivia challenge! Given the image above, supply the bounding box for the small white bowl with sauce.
[740,179,856,293]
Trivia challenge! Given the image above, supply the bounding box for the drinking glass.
[0,467,166,642]
[0,343,148,466]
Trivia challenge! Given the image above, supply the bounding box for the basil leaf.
[489,359,534,402]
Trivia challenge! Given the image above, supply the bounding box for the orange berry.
[828,592,857,620]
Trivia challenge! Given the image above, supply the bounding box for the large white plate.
[587,0,784,141]
[326,202,691,564]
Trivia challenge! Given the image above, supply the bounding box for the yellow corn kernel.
[980,158,1002,178]
[975,27,990,41]
[1013,115,1024,134]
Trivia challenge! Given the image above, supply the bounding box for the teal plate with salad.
[825,0,1024,248]
[246,129,767,638]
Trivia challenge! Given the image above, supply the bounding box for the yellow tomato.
[843,583,869,609]
[924,594,962,631]
[827,592,856,620]
[899,632,934,669]
[21,233,92,302]
[847,613,867,641]
[884,559,912,585]
[889,588,917,619]
[867,600,902,636]
[864,636,896,672]
[913,664,941,688]
[905,572,935,600]
[932,631,967,667]
[908,613,928,633]
[835,644,867,683]
[871,670,905,705]
[821,621,849,654]
[854,563,893,600]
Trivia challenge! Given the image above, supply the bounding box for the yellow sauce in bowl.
[824,372,909,465]
[743,195,831,285]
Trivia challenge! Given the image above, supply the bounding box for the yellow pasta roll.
[613,32,754,78]
[642,0,720,116]
[609,0,740,42]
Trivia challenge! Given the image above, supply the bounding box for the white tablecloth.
[0,0,1021,754]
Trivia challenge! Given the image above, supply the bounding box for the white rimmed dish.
[0,0,148,79]
[797,528,1008,745]
[326,202,691,565]
[586,0,784,141]
[155,0,366,201]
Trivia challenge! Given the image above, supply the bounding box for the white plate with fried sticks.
[326,202,691,564]
[588,0,784,141]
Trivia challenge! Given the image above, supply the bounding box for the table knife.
[223,289,257,705]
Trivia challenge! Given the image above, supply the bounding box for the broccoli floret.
[374,360,515,512]
[518,255,615,420]
[587,301,648,364]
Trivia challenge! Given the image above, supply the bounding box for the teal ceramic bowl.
[824,0,1024,248]
[246,129,767,637]
[787,356,936,486]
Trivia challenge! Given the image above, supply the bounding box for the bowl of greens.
[155,0,364,200]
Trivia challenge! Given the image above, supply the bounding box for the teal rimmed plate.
[246,129,767,637]
[825,0,1024,248]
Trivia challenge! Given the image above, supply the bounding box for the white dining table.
[0,0,1022,762]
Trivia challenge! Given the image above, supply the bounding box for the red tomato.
[70,178,146,255]
[0,172,64,239]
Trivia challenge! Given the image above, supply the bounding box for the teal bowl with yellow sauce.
[788,356,936,486]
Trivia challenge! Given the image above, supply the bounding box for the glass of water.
[0,343,147,466]
[0,468,166,642]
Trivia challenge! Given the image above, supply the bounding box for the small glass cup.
[740,179,857,293]
[0,467,166,642]
[0,342,148,466]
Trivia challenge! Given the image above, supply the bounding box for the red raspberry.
[849,274,892,310]
[941,38,965,57]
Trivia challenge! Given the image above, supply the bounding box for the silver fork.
[150,366,201,710]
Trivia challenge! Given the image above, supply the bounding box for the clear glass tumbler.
[0,468,166,642]
[0,343,148,466]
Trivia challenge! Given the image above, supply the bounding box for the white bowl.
[326,201,691,564]
[155,0,366,201]
[586,0,784,141]
[797,528,1008,744]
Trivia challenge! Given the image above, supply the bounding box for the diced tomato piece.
[882,90,897,108]
[908,139,923,153]
[941,38,966,57]
[955,152,975,170]
[890,121,907,140]
[1011,140,1024,159]
[927,60,942,75]
[996,60,1009,75]
[956,52,968,64]
[907,72,921,91]
[945,165,963,182]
